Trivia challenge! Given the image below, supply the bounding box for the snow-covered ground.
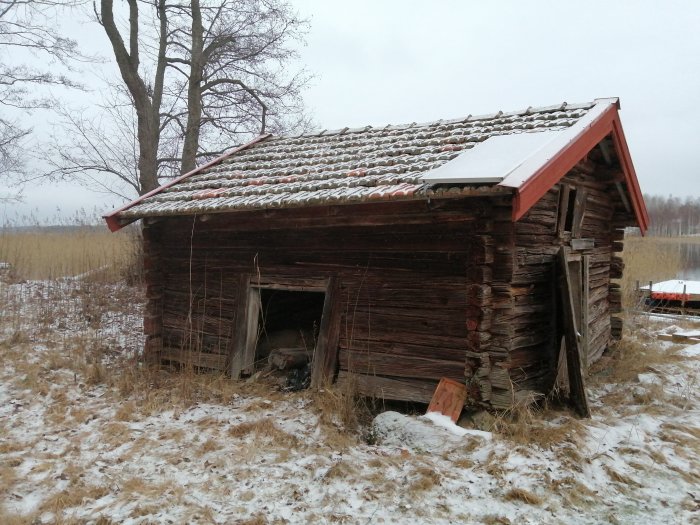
[1,279,699,524]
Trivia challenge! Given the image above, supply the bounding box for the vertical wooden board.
[229,274,250,379]
[582,255,591,369]
[427,378,468,422]
[557,247,591,417]
[571,189,588,238]
[556,185,571,238]
[555,336,569,394]
[242,288,261,375]
[568,259,583,331]
[311,277,341,388]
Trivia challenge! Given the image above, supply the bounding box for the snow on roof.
[111,101,597,222]
[419,130,559,184]
[105,97,648,234]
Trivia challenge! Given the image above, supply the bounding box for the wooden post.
[682,284,687,316]
[242,288,262,375]
[311,277,341,389]
[229,274,251,379]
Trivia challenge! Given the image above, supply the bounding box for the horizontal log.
[338,338,466,361]
[269,347,310,370]
[339,349,465,382]
[160,348,228,370]
[336,371,437,404]
[171,198,491,232]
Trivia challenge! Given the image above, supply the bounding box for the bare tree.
[166,0,309,174]
[44,87,142,199]
[644,194,700,237]
[65,0,308,197]
[96,0,168,194]
[0,0,84,184]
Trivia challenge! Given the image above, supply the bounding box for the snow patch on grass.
[1,280,699,524]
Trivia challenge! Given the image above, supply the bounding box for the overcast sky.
[3,0,699,222]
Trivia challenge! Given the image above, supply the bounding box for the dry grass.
[491,396,586,449]
[408,465,442,493]
[0,512,37,525]
[661,422,700,440]
[101,421,133,448]
[311,379,375,450]
[38,481,111,516]
[452,457,475,469]
[598,336,684,385]
[313,380,369,430]
[549,475,597,509]
[323,460,358,480]
[620,236,683,308]
[107,363,299,419]
[481,516,512,525]
[227,418,297,446]
[114,401,139,422]
[197,437,222,456]
[0,464,18,498]
[119,477,183,502]
[0,439,30,455]
[603,465,642,487]
[0,226,140,282]
[504,487,543,505]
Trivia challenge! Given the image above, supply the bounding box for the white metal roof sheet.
[419,130,560,185]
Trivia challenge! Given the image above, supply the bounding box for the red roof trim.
[104,133,272,232]
[506,99,648,234]
[610,115,650,233]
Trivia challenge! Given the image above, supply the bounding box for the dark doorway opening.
[251,288,326,390]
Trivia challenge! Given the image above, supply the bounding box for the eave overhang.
[103,133,271,232]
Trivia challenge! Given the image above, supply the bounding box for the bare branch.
[48,0,311,201]
[0,0,90,188]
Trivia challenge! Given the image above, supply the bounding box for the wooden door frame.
[229,275,341,388]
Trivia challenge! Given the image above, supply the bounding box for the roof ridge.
[273,100,598,141]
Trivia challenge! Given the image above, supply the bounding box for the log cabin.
[104,97,648,414]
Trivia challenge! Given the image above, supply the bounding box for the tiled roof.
[117,101,596,219]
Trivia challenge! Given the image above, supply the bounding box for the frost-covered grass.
[1,279,699,524]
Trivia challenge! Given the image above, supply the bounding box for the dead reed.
[0,225,141,283]
[620,236,682,308]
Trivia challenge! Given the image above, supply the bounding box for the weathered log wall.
[508,156,633,400]
[142,198,500,404]
[139,155,636,411]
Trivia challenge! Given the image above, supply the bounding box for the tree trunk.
[137,116,160,194]
[100,0,167,195]
[180,0,204,176]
